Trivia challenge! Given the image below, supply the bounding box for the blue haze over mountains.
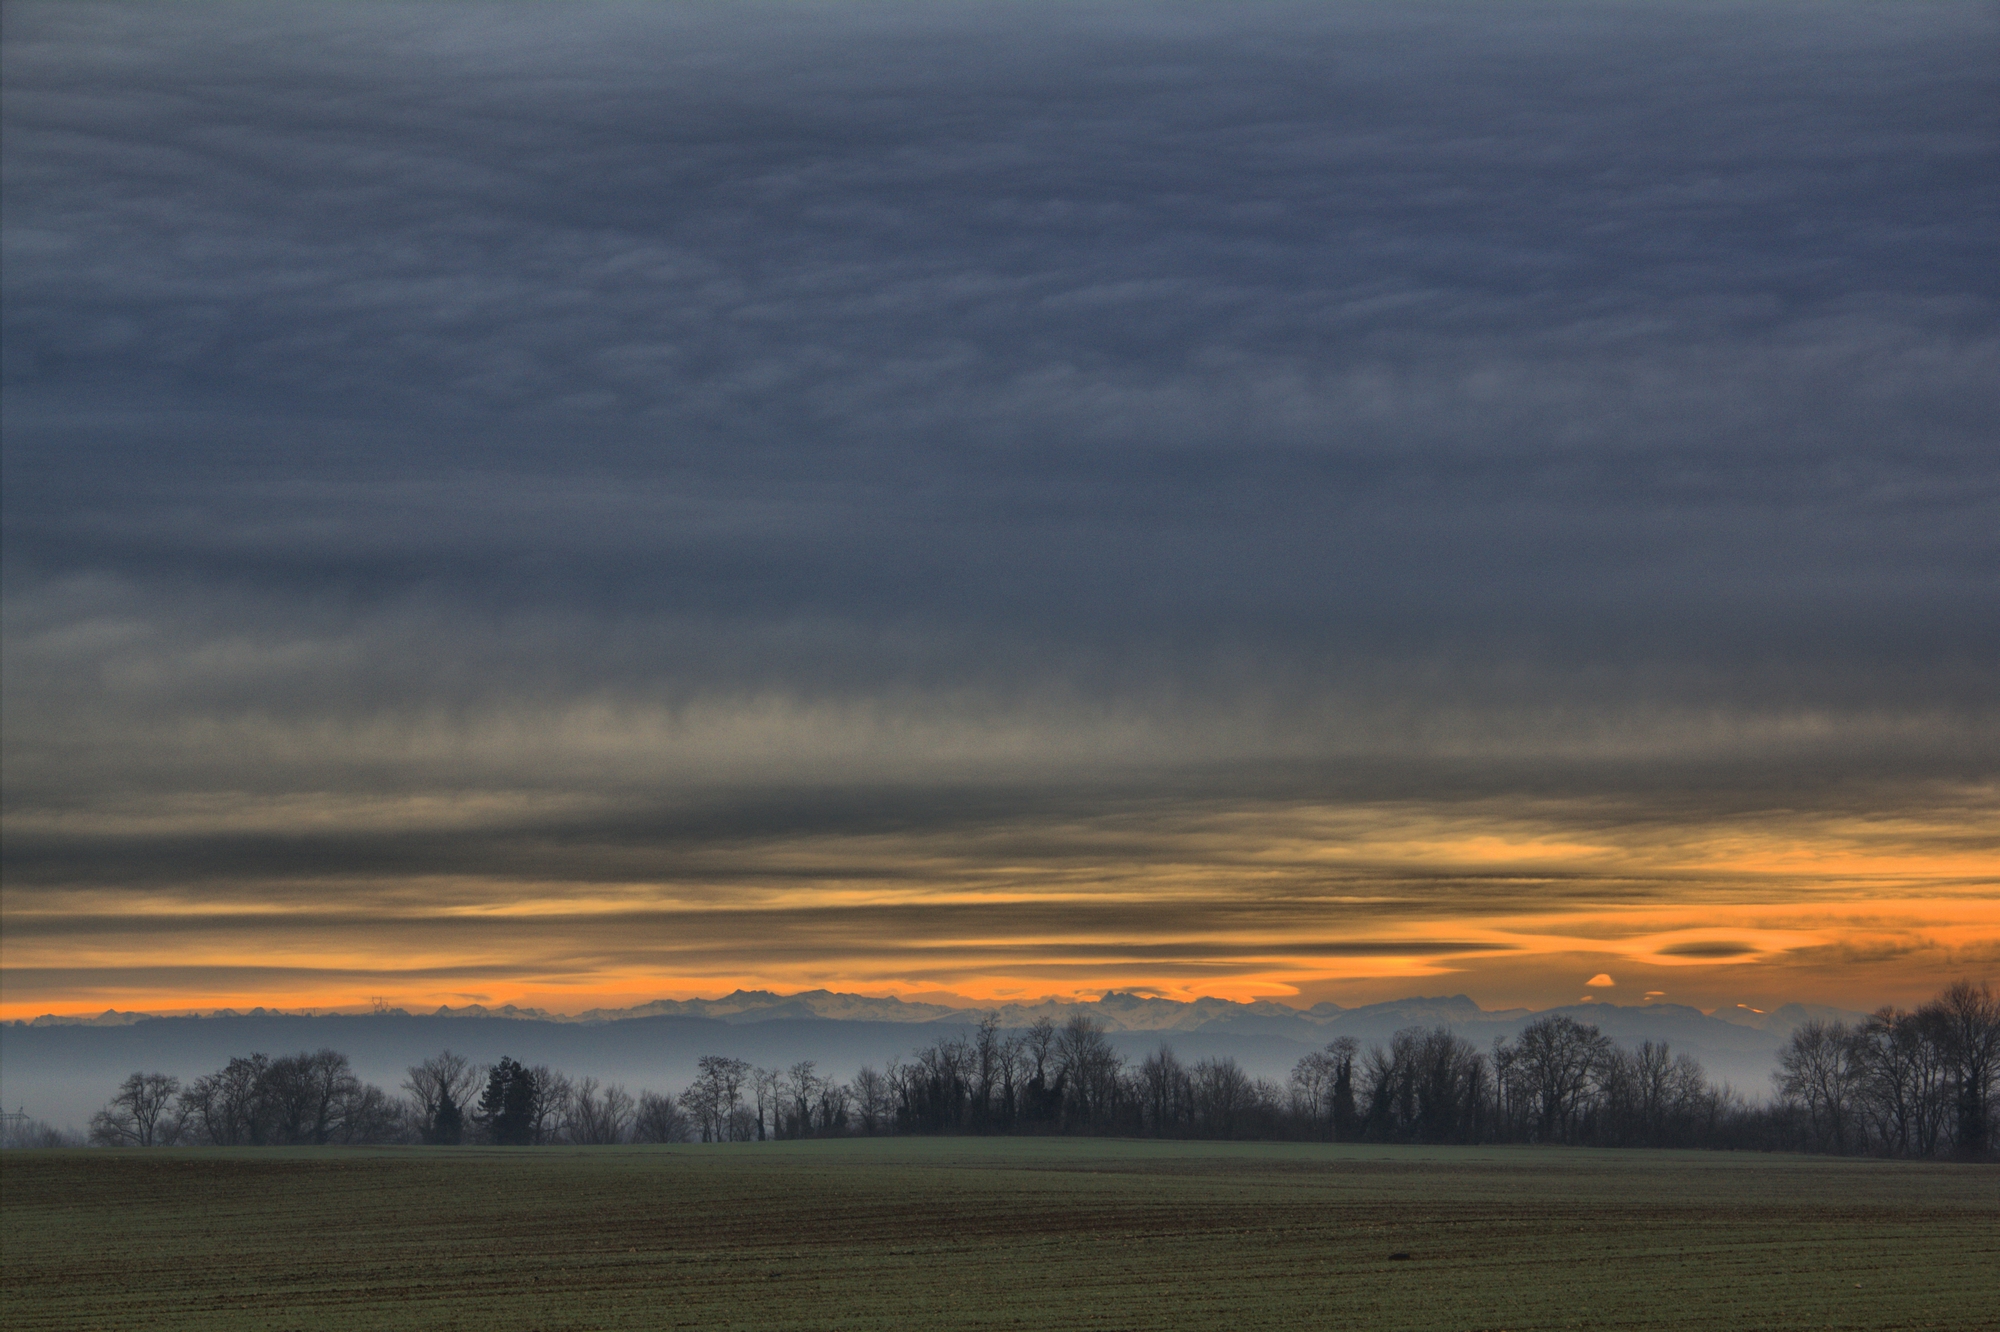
[2,991,1860,1130]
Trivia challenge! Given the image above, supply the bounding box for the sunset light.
[4,10,1995,1328]
[3,0,1993,1030]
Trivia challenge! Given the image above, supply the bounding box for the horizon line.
[3,984,1874,1026]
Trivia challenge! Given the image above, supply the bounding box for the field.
[3,1139,1995,1331]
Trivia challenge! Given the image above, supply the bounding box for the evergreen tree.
[1331,1049,1358,1140]
[431,1092,463,1145]
[475,1057,538,1145]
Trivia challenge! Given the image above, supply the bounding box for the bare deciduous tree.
[1054,1014,1121,1130]
[1143,1045,1192,1136]
[972,1015,1004,1127]
[527,1065,573,1145]
[1289,1048,1337,1131]
[1190,1057,1256,1138]
[90,1072,181,1147]
[566,1077,635,1144]
[992,1032,1024,1129]
[1022,1017,1059,1123]
[1923,979,2000,1158]
[1775,1020,1864,1153]
[72,974,2000,1158]
[687,1056,751,1142]
[3,1114,82,1149]
[633,1089,690,1143]
[851,1065,893,1134]
[404,1049,479,1145]
[180,1054,274,1145]
[1509,1015,1611,1144]
[1854,1008,1949,1157]
[265,1049,363,1145]
[329,1083,410,1145]
[751,1066,781,1141]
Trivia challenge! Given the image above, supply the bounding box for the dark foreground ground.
[3,1139,1994,1331]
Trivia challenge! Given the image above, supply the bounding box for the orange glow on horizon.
[5,797,1994,1021]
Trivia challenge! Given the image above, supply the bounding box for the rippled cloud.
[3,1,1994,1016]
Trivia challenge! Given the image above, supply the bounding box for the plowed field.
[3,1139,1993,1330]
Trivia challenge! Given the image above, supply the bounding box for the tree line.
[79,979,1996,1159]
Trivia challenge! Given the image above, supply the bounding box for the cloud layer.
[3,1,1995,1014]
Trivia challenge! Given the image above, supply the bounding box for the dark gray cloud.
[2,2,1995,1008]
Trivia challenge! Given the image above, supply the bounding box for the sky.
[2,1,1995,1021]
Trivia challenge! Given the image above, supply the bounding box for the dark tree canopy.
[73,979,1998,1159]
[476,1057,539,1146]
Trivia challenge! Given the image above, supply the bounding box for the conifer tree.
[476,1056,538,1145]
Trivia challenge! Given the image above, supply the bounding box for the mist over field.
[3,990,1850,1130]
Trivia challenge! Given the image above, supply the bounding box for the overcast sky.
[3,1,1995,1016]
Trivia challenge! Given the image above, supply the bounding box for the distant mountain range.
[11,987,1866,1036]
[1,989,1872,1129]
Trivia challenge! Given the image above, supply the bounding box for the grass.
[3,1138,1995,1331]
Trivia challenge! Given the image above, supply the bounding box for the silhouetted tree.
[633,1089,690,1143]
[751,1067,781,1140]
[3,1114,82,1149]
[329,1083,410,1145]
[970,1016,1007,1130]
[851,1065,893,1134]
[1055,1015,1122,1131]
[1854,1006,1951,1157]
[1289,1048,1337,1134]
[262,1049,364,1145]
[1328,1037,1360,1139]
[525,1065,573,1145]
[180,1054,276,1145]
[1775,1020,1864,1153]
[90,1072,181,1147]
[1506,1015,1610,1144]
[783,1061,822,1138]
[1190,1057,1258,1138]
[405,1050,478,1145]
[687,1056,751,1142]
[1921,980,1998,1158]
[565,1077,634,1144]
[476,1057,539,1145]
[901,1038,970,1133]
[1142,1045,1192,1136]
[992,1030,1025,1130]
[78,976,1998,1158]
[1021,1017,1060,1125]
[161,1051,405,1147]
[813,1072,851,1135]
[1598,1040,1710,1148]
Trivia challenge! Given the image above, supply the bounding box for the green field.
[3,1139,1994,1331]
